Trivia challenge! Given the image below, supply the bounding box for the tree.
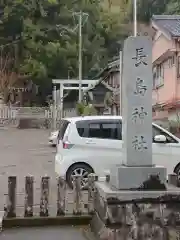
[99,10,130,59]
[0,49,20,103]
[132,0,170,23]
[165,0,180,14]
[0,0,131,104]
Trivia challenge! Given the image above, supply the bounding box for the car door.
[152,124,180,176]
[80,119,123,179]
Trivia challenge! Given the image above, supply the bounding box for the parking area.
[0,128,57,214]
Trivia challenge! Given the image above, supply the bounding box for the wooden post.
[40,176,50,217]
[5,176,16,218]
[57,177,66,216]
[88,174,98,214]
[72,175,82,215]
[24,176,34,217]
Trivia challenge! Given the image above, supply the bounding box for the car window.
[89,123,101,138]
[76,120,122,140]
[76,121,88,137]
[58,120,70,140]
[152,125,178,143]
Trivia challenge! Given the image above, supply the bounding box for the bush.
[76,102,85,116]
[76,103,97,116]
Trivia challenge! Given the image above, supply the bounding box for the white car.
[49,130,59,147]
[55,115,180,188]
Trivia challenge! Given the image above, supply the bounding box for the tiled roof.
[152,15,180,37]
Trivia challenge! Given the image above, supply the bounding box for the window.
[152,126,178,143]
[178,56,180,77]
[168,56,175,67]
[76,120,122,140]
[58,120,69,140]
[153,63,164,88]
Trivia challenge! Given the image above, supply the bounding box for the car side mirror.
[154,134,167,143]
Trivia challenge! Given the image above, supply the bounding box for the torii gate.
[52,79,99,122]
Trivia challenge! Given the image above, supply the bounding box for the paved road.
[0,128,57,215]
[0,128,88,215]
[0,227,88,240]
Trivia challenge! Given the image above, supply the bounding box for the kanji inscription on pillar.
[122,36,153,166]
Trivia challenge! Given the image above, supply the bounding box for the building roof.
[93,58,119,80]
[84,79,113,93]
[152,15,180,37]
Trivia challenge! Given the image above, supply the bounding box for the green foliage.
[130,0,169,23]
[83,104,97,116]
[165,0,180,14]
[76,102,97,116]
[76,102,85,116]
[1,0,179,103]
[0,0,127,98]
[134,0,180,23]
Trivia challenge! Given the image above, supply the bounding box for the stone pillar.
[72,175,82,215]
[24,176,34,217]
[110,36,166,190]
[57,177,66,216]
[5,176,16,218]
[39,176,49,217]
[88,174,98,214]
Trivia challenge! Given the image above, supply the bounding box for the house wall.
[152,33,178,103]
[152,58,177,104]
[152,30,180,121]
[152,33,175,62]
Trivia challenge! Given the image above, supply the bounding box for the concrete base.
[2,215,91,229]
[110,164,166,190]
[91,181,180,240]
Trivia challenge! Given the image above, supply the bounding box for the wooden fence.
[0,106,76,120]
[2,173,180,239]
[0,106,77,129]
[3,174,98,219]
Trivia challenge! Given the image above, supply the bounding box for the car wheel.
[175,165,180,187]
[66,163,93,189]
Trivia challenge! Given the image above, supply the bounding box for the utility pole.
[78,10,82,102]
[119,51,122,115]
[53,85,57,130]
[133,0,137,36]
[73,11,88,102]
